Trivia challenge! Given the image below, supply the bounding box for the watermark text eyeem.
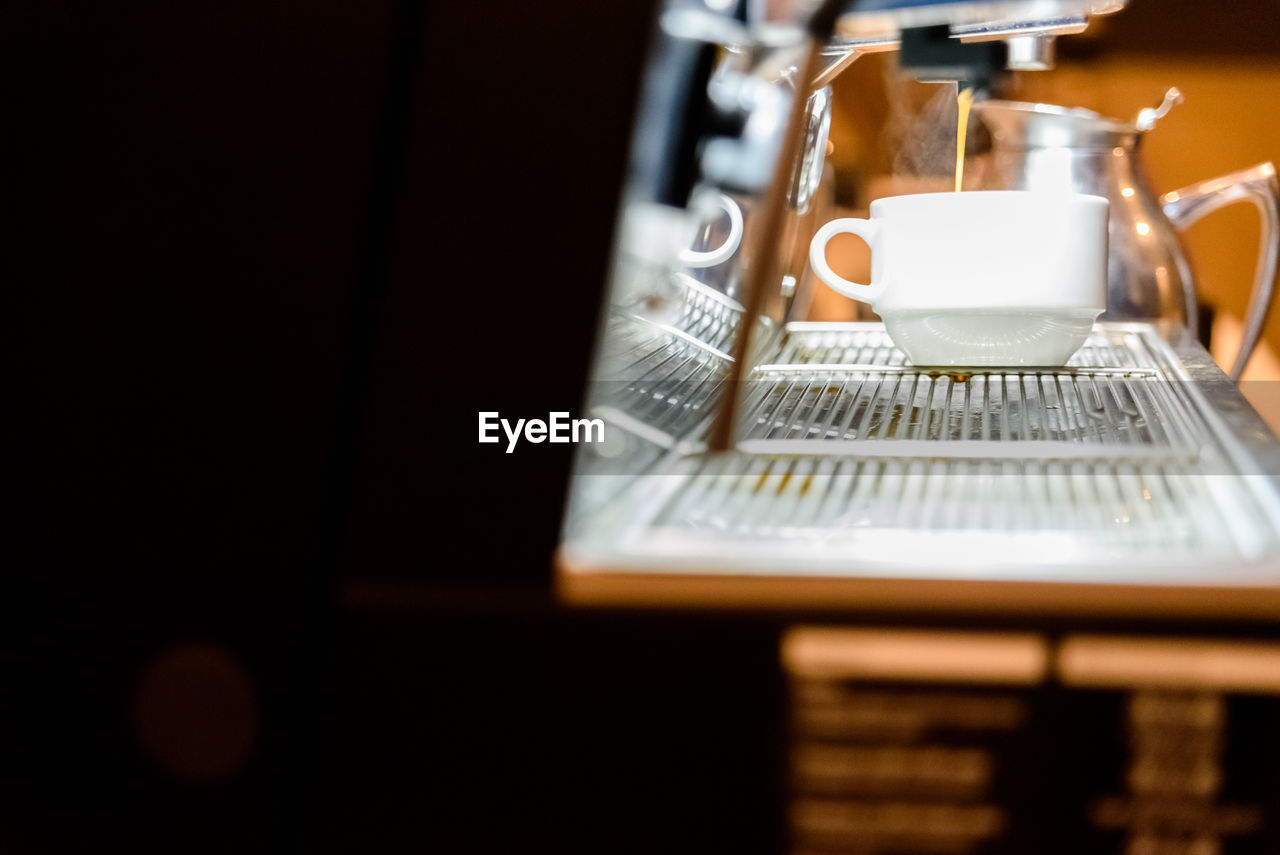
[479,412,605,453]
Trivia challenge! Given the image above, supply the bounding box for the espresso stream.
[955,86,973,192]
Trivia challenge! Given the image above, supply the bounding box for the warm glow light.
[1060,636,1280,693]
[1120,187,1135,198]
[782,627,1048,684]
[1136,222,1151,236]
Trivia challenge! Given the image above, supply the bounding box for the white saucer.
[882,307,1103,367]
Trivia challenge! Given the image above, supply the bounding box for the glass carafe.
[971,92,1279,380]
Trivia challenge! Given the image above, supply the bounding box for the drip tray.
[560,322,1280,612]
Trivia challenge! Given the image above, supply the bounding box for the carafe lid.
[974,88,1182,150]
[974,99,1138,150]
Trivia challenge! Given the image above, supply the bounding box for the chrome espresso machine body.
[557,2,1280,852]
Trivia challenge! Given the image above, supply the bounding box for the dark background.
[5,0,1279,852]
[3,1,782,851]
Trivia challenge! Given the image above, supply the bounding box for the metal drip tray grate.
[594,275,755,446]
[740,324,1201,456]
[612,272,743,356]
[596,314,728,442]
[636,454,1271,574]
[567,321,1280,582]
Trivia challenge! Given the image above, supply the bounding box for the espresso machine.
[557,1,1280,852]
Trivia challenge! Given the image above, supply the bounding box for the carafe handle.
[1162,162,1280,382]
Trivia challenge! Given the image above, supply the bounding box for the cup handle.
[679,193,744,269]
[808,217,886,305]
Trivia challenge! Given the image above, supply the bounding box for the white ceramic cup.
[808,191,1109,366]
